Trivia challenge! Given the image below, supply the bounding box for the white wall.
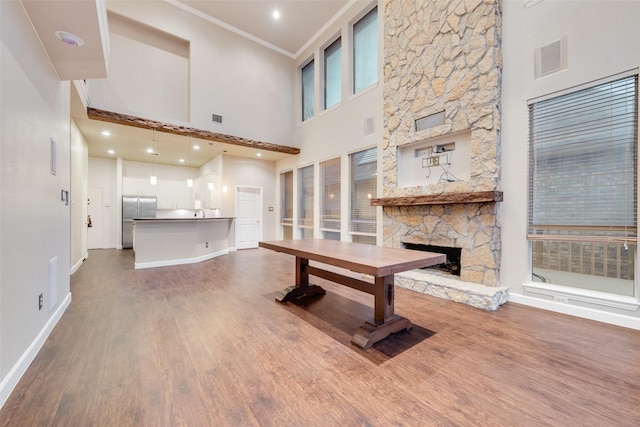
[88,13,190,122]
[0,0,72,407]
[122,160,198,209]
[71,119,89,271]
[219,155,277,242]
[93,0,295,147]
[501,0,640,325]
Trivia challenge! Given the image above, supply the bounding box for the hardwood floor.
[2,248,639,426]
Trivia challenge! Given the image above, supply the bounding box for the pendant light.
[208,143,214,190]
[187,134,193,188]
[150,128,158,185]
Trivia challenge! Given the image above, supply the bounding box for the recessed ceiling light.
[256,152,262,157]
[146,148,154,154]
[272,10,280,20]
[179,158,185,163]
[101,130,111,136]
[193,145,200,150]
[107,149,115,154]
[55,31,84,47]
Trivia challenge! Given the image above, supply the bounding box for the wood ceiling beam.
[371,191,504,206]
[87,107,300,155]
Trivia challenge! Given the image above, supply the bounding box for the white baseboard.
[509,292,640,330]
[134,248,230,269]
[0,292,72,410]
[70,257,83,275]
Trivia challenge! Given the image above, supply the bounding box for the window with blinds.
[320,158,341,234]
[324,38,342,110]
[280,171,293,226]
[353,7,378,95]
[350,147,377,244]
[528,72,638,296]
[301,59,314,122]
[298,165,314,236]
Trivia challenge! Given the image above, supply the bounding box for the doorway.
[87,187,103,249]
[236,186,261,249]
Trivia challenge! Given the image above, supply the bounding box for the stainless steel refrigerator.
[122,195,157,249]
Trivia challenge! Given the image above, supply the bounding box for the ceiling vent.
[212,113,223,124]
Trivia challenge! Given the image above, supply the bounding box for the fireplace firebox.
[403,243,462,276]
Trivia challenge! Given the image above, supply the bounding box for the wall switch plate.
[38,293,43,310]
[429,156,440,167]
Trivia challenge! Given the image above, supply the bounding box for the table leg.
[275,256,326,303]
[351,274,412,349]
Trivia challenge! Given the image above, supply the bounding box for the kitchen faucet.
[194,209,205,218]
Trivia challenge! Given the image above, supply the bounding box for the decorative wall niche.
[397,130,471,188]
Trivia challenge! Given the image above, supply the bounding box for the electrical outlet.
[206,242,209,248]
[429,156,440,167]
[38,293,43,310]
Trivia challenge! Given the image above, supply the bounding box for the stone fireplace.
[376,0,507,309]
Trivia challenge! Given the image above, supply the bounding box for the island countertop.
[134,217,235,222]
[133,217,235,269]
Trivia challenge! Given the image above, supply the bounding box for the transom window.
[301,59,314,121]
[353,7,378,94]
[324,37,342,110]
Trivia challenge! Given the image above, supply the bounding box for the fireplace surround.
[380,0,506,309]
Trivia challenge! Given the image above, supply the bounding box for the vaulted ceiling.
[24,0,359,166]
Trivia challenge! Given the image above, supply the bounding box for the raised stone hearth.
[396,269,508,311]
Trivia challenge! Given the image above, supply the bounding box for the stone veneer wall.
[386,203,501,285]
[382,0,503,286]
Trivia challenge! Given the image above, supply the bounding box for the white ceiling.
[177,0,351,57]
[25,0,358,167]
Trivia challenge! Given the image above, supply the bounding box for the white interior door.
[87,187,103,249]
[236,187,261,249]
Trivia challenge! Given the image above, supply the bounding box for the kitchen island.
[133,217,235,269]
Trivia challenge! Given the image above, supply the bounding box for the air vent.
[364,116,374,136]
[212,113,223,124]
[535,38,566,78]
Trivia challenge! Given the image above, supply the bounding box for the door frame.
[235,185,263,249]
[87,187,104,250]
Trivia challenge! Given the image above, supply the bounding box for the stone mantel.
[371,191,503,207]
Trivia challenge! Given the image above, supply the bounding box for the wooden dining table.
[259,239,446,349]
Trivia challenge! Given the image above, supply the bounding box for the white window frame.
[350,5,378,96]
[525,70,640,309]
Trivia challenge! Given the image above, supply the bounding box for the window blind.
[320,158,341,231]
[353,7,378,94]
[350,147,377,237]
[298,165,314,229]
[301,60,314,121]
[324,38,342,110]
[528,74,638,245]
[281,171,293,225]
